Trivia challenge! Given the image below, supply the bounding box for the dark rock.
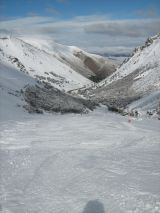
[23,85,98,114]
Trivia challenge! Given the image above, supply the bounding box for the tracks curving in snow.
[0,111,160,213]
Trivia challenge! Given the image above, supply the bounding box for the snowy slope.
[85,34,160,113]
[0,111,160,213]
[20,36,117,80]
[0,59,98,119]
[0,52,98,119]
[99,34,160,93]
[128,90,160,113]
[20,37,95,78]
[0,36,92,92]
[0,59,36,121]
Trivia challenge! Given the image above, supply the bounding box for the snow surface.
[0,109,160,213]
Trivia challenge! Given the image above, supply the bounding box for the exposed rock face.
[23,84,98,114]
[81,69,142,110]
[73,51,117,81]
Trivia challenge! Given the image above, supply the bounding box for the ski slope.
[0,110,160,213]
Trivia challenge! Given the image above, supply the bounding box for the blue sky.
[0,0,160,55]
[1,0,160,20]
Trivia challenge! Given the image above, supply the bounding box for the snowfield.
[0,110,160,213]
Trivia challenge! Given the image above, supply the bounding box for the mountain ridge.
[79,33,160,116]
[0,34,160,117]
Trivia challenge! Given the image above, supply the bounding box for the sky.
[0,0,160,55]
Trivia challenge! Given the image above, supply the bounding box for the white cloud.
[0,15,160,55]
[84,19,160,37]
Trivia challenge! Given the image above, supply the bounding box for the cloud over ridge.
[0,15,160,55]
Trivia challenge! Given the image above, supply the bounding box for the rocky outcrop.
[74,50,117,81]
[23,84,98,114]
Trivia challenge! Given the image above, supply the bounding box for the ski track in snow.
[0,111,160,213]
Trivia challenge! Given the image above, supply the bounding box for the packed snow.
[0,109,160,213]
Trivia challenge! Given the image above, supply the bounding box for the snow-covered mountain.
[86,34,160,114]
[100,33,160,93]
[21,37,117,81]
[0,35,116,116]
[0,59,98,119]
[1,39,160,213]
[1,34,160,117]
[0,36,92,92]
[0,36,117,92]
